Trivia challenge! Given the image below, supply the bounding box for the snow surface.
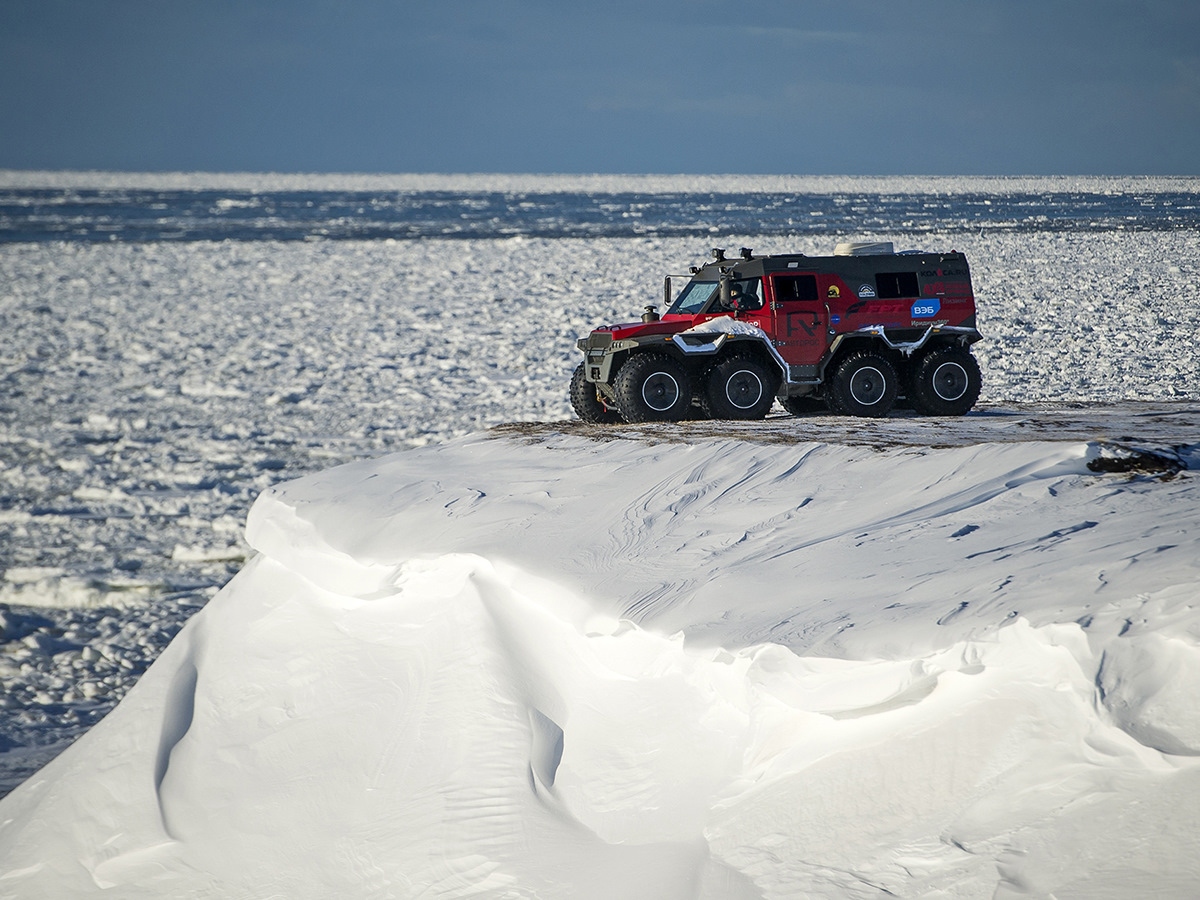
[3,176,1200,895]
[1,430,1199,898]
[684,318,771,337]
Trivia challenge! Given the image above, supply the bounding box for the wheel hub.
[932,362,969,401]
[849,366,887,406]
[725,369,764,409]
[642,372,681,411]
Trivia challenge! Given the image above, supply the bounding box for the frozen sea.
[1,172,1199,795]
[5,172,1200,242]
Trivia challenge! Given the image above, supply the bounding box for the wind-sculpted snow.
[243,433,1200,657]
[1,435,1199,898]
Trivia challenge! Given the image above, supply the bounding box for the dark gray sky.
[2,0,1197,174]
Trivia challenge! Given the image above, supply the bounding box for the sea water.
[3,179,1199,242]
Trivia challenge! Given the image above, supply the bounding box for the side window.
[875,272,919,299]
[773,274,818,303]
[726,278,763,311]
[738,278,763,308]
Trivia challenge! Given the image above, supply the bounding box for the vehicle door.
[735,277,772,332]
[768,273,828,366]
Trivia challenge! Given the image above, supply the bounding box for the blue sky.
[1,0,1197,174]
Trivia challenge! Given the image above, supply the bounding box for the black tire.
[782,394,828,416]
[701,355,777,420]
[909,347,981,416]
[828,350,898,418]
[569,363,620,424]
[614,353,692,423]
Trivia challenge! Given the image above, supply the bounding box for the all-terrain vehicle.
[570,242,983,423]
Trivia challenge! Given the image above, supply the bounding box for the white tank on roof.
[834,241,895,256]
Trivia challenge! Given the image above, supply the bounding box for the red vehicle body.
[571,243,983,422]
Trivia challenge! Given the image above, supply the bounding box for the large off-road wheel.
[701,355,777,420]
[782,394,828,416]
[569,363,620,424]
[827,350,898,417]
[909,346,981,416]
[614,353,692,423]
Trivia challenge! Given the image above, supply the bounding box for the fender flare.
[671,329,798,385]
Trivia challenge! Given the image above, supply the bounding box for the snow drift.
[2,431,1199,899]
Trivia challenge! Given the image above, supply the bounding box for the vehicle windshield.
[667,278,763,315]
[668,280,719,315]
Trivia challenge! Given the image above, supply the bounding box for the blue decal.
[911,299,941,318]
[830,314,841,324]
